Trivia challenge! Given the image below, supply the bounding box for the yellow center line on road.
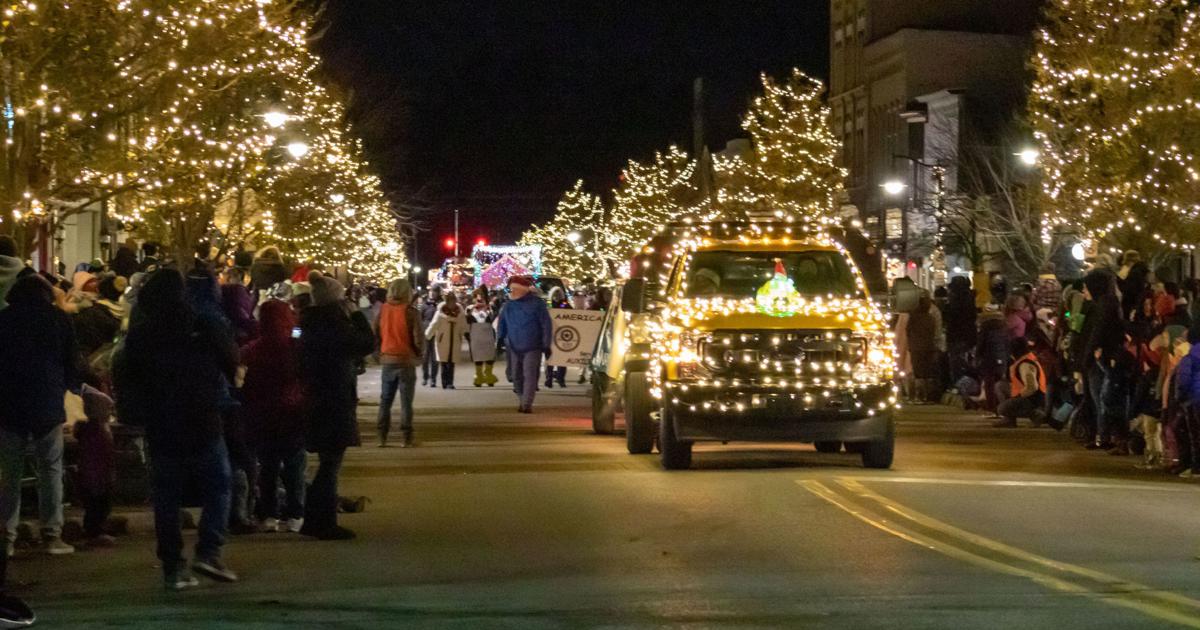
[845,476,1200,493]
[798,479,1200,628]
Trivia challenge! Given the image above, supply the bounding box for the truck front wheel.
[658,405,693,470]
[625,371,655,454]
[861,418,895,469]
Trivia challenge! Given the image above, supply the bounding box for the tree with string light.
[712,68,845,224]
[1031,0,1200,255]
[520,180,610,283]
[606,146,698,266]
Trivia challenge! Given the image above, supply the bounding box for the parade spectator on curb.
[241,300,307,532]
[0,274,81,558]
[113,269,240,588]
[419,285,443,387]
[467,287,499,388]
[220,267,259,344]
[249,246,288,299]
[1172,327,1200,477]
[496,275,553,413]
[1078,269,1129,452]
[976,306,1011,413]
[1119,250,1150,318]
[1004,293,1032,340]
[905,293,940,403]
[76,384,117,548]
[109,240,139,279]
[74,274,124,360]
[544,287,570,389]
[425,291,467,389]
[994,338,1048,428]
[0,235,21,310]
[297,271,375,540]
[138,242,160,272]
[1032,262,1062,313]
[375,278,423,447]
[944,276,977,384]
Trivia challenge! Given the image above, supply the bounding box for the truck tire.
[625,371,655,454]
[591,373,616,435]
[813,441,842,453]
[861,418,895,469]
[658,405,693,470]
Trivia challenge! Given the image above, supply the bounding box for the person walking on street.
[113,269,240,589]
[468,288,498,387]
[420,286,443,387]
[375,278,423,447]
[297,272,375,540]
[544,287,569,389]
[0,274,81,558]
[241,300,307,533]
[425,292,467,389]
[496,276,553,413]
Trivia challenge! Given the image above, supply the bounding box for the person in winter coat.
[1119,250,1151,318]
[241,300,306,532]
[1171,328,1200,476]
[467,288,498,388]
[1031,263,1063,314]
[112,269,240,588]
[419,286,443,387]
[76,384,117,548]
[249,247,288,298]
[219,267,258,344]
[496,275,553,413]
[0,235,21,310]
[944,276,977,384]
[0,274,81,557]
[976,307,1011,413]
[74,275,124,360]
[1077,269,1130,452]
[137,242,160,273]
[906,294,940,402]
[297,271,375,540]
[994,338,1049,428]
[1003,293,1032,340]
[543,287,570,388]
[425,292,468,389]
[374,278,423,447]
[109,241,139,279]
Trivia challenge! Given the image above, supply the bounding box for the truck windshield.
[683,250,861,299]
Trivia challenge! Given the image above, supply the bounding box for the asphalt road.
[11,363,1200,629]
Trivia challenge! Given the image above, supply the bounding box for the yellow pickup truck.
[592,221,901,470]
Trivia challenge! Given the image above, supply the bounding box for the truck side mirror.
[621,278,646,314]
[892,277,920,313]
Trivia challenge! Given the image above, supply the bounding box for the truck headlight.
[676,330,713,379]
[853,332,895,382]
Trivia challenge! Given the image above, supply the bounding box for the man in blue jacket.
[496,275,553,413]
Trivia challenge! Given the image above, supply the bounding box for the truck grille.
[701,329,862,380]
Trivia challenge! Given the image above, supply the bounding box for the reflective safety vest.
[1009,351,1047,396]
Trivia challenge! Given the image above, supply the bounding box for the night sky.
[314,1,829,267]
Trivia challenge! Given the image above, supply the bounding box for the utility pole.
[454,208,460,258]
[693,77,713,201]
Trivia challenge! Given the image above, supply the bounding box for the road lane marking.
[798,479,1200,628]
[837,478,1200,612]
[846,476,1200,493]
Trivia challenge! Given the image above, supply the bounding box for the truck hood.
[666,297,887,334]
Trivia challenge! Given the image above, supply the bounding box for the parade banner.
[546,309,605,367]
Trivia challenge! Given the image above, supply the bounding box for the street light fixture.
[286,141,309,159]
[881,180,907,196]
[1016,148,1039,166]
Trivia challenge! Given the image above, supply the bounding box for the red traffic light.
[476,238,488,247]
[444,237,456,250]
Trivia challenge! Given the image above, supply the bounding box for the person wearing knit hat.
[296,269,376,540]
[496,275,553,413]
[307,271,346,308]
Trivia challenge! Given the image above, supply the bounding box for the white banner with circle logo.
[547,309,605,367]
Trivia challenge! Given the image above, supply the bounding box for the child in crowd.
[76,384,117,548]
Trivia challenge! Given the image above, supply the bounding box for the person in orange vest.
[994,338,1048,428]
